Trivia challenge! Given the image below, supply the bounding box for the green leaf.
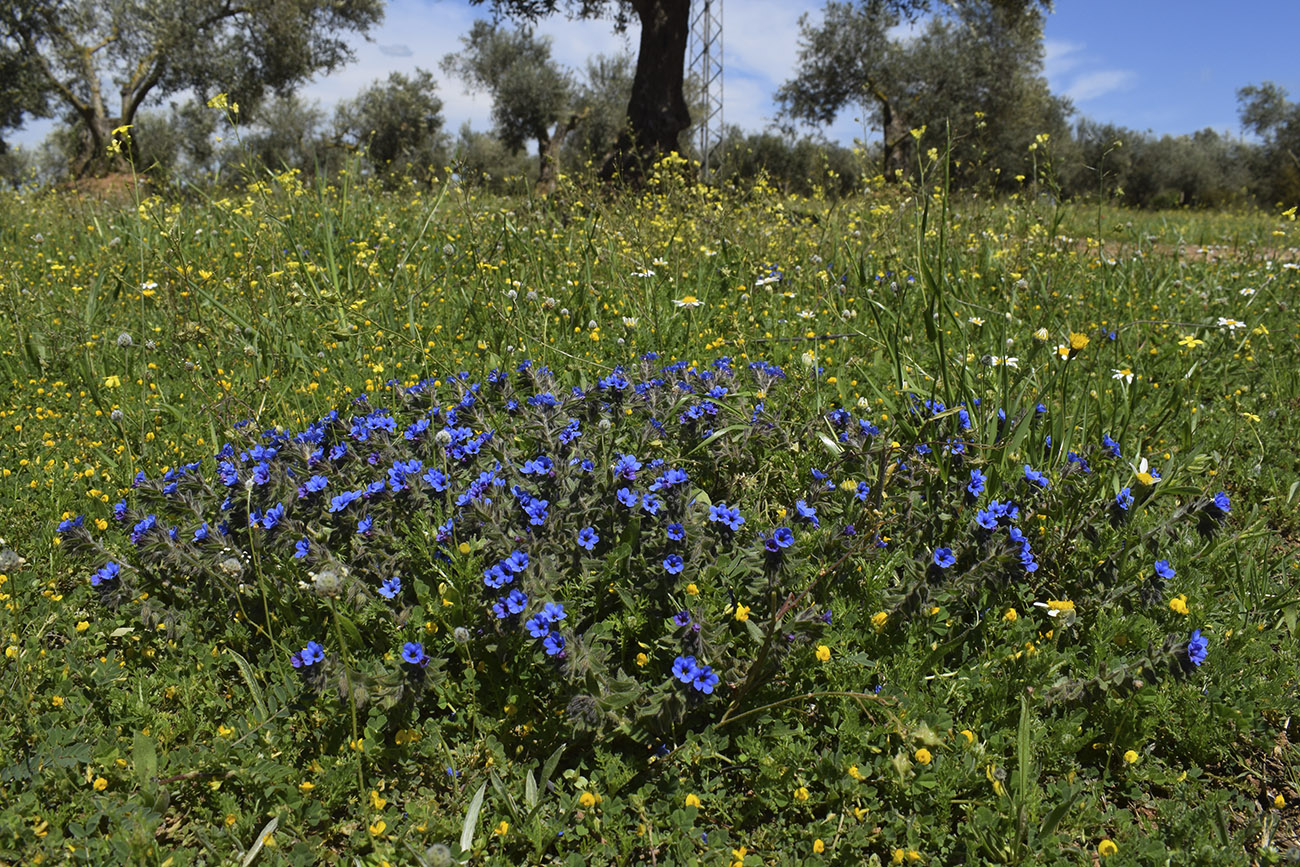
[460,781,487,853]
[240,815,279,867]
[225,648,269,722]
[132,732,157,786]
[525,770,538,809]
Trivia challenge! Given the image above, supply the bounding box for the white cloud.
[1042,39,1084,82]
[1065,69,1136,103]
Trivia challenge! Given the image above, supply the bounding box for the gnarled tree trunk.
[602,0,690,183]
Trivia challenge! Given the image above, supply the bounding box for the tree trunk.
[536,110,586,196]
[71,110,134,179]
[602,0,691,183]
[868,80,909,181]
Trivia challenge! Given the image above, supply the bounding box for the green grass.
[1,160,1298,865]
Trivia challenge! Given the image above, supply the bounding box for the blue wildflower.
[616,487,639,508]
[302,640,325,666]
[692,666,721,694]
[772,526,795,548]
[401,641,426,666]
[666,522,685,541]
[91,561,121,587]
[933,547,956,569]
[1023,464,1049,488]
[708,503,744,532]
[1187,630,1208,667]
[525,613,551,638]
[1154,560,1175,580]
[357,514,373,535]
[543,633,566,656]
[577,527,599,552]
[378,576,402,599]
[967,469,987,498]
[672,655,699,683]
[294,538,309,559]
[1116,487,1134,510]
[663,554,685,575]
[1213,491,1231,512]
[261,502,285,530]
[794,499,819,528]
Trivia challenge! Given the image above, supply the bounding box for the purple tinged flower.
[401,641,426,666]
[967,469,987,498]
[378,576,402,599]
[543,632,566,656]
[772,527,795,548]
[90,561,121,587]
[616,487,639,508]
[613,453,643,480]
[663,554,685,575]
[1213,491,1231,512]
[261,502,285,530]
[1187,630,1208,666]
[251,462,271,486]
[577,527,599,551]
[641,492,664,516]
[672,610,692,628]
[502,550,529,573]
[976,509,998,530]
[933,547,956,569]
[357,514,373,535]
[542,602,567,623]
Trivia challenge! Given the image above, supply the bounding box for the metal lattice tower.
[688,0,723,176]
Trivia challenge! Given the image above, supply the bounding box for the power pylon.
[688,0,723,176]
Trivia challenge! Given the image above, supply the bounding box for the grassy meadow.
[1,153,1299,865]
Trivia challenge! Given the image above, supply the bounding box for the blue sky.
[10,0,1300,150]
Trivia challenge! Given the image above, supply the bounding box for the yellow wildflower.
[92,777,108,791]
[813,838,825,854]
[815,645,831,662]
[734,604,751,622]
[914,748,932,765]
[685,793,701,808]
[1169,594,1189,615]
[1099,839,1118,857]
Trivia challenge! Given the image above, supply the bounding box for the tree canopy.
[777,0,1068,186]
[0,0,383,176]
